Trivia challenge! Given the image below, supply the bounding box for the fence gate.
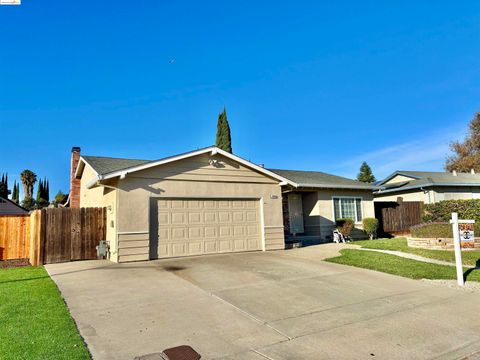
[43,207,106,264]
[374,200,423,236]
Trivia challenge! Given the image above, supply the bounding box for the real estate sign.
[458,223,475,249]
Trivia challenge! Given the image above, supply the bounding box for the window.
[333,197,363,223]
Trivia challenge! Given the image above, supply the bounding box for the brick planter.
[407,237,480,250]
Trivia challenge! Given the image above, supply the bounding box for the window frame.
[331,196,364,224]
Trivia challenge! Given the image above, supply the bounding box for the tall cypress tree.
[45,179,50,202]
[0,173,8,199]
[11,180,18,203]
[36,179,43,203]
[215,108,232,153]
[15,182,20,203]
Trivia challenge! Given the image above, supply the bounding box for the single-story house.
[71,146,377,262]
[374,170,480,203]
[0,196,28,215]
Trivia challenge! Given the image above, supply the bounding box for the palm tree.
[20,169,37,199]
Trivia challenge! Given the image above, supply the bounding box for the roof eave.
[375,181,480,195]
[297,183,379,190]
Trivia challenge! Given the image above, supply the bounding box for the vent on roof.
[452,170,457,176]
[472,169,476,174]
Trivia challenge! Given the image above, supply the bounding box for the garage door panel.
[155,198,262,259]
[245,201,256,209]
[204,240,217,253]
[188,242,202,255]
[247,238,260,250]
[171,200,185,209]
[204,212,216,223]
[233,239,246,251]
[158,228,169,240]
[172,243,187,257]
[188,212,202,224]
[218,211,231,222]
[219,240,232,252]
[233,225,245,236]
[246,211,257,222]
[158,244,169,257]
[187,200,203,209]
[205,226,217,237]
[171,227,187,240]
[247,225,259,236]
[188,227,204,238]
[158,212,169,225]
[219,226,231,237]
[233,211,245,222]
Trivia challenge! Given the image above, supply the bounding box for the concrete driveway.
[46,245,480,360]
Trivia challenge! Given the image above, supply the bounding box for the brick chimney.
[70,146,81,208]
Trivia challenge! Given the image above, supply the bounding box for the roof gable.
[79,146,294,189]
[0,196,28,215]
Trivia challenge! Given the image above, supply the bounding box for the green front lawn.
[354,237,480,267]
[0,266,91,360]
[326,249,480,282]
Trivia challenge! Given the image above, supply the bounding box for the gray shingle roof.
[82,156,151,176]
[81,152,377,190]
[377,170,480,194]
[268,169,376,189]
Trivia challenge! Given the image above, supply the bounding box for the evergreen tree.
[357,162,376,183]
[0,173,8,199]
[446,112,480,172]
[45,179,50,202]
[215,107,232,153]
[11,180,18,203]
[16,182,20,203]
[36,179,43,203]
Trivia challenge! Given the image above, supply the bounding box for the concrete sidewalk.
[46,245,480,360]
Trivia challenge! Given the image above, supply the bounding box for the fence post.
[28,210,44,266]
[29,211,38,266]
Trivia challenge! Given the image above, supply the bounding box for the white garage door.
[155,198,262,258]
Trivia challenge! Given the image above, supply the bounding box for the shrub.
[411,222,480,238]
[336,218,354,237]
[362,218,379,239]
[423,199,480,223]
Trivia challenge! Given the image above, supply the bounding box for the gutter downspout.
[420,187,432,204]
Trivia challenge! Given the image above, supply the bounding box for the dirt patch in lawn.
[0,259,31,269]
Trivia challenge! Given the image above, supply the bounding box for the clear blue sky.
[1,1,479,198]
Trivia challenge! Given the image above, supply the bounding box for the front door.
[288,193,304,234]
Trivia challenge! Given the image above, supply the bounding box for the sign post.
[450,213,475,286]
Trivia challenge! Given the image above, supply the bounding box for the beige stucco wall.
[433,186,480,201]
[375,186,480,204]
[374,189,431,203]
[79,165,118,260]
[317,189,375,240]
[291,189,374,240]
[114,153,284,262]
[384,174,416,185]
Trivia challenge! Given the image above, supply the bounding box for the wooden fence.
[0,207,106,265]
[374,200,423,236]
[0,215,31,261]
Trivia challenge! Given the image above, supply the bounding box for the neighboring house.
[71,146,376,263]
[375,170,480,204]
[0,196,28,215]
